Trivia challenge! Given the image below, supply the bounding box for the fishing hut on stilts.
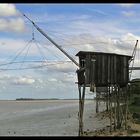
[76,51,132,136]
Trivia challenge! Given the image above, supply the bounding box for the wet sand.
[0,100,109,136]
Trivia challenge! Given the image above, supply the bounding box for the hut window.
[81,59,85,67]
[91,55,96,62]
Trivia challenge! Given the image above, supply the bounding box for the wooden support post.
[106,91,109,112]
[95,87,99,113]
[78,84,86,136]
[116,85,119,129]
[119,88,123,128]
[125,86,128,130]
[78,85,82,136]
[119,87,127,129]
[119,87,125,129]
[114,85,117,131]
[109,85,112,132]
[81,83,86,123]
[119,89,125,129]
[116,85,121,129]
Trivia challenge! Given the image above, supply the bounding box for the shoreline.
[83,110,140,136]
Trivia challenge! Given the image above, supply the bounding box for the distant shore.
[15,98,94,101]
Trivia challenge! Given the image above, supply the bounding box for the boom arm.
[23,14,79,67]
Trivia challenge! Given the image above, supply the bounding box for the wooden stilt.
[95,87,99,113]
[125,86,128,130]
[106,90,109,112]
[116,85,121,129]
[78,85,82,136]
[109,85,112,132]
[78,83,86,136]
[114,85,117,131]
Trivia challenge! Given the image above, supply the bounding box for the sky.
[0,3,140,100]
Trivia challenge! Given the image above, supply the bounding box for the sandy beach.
[0,99,109,136]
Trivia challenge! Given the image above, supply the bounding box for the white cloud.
[121,33,139,41]
[0,4,26,32]
[89,9,109,16]
[65,19,129,37]
[48,78,58,82]
[37,78,43,83]
[0,74,40,86]
[0,74,11,80]
[12,76,35,85]
[121,11,136,17]
[60,73,76,83]
[0,38,49,60]
[0,38,29,60]
[0,4,19,17]
[118,4,134,8]
[46,61,77,73]
[0,18,25,32]
[61,33,137,56]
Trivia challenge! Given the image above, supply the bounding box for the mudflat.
[0,100,109,136]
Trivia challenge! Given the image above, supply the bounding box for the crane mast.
[23,14,79,67]
[129,40,139,79]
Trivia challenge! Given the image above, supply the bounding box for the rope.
[33,39,48,62]
[0,61,73,71]
[19,41,32,69]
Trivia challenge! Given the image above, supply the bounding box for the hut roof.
[76,51,132,58]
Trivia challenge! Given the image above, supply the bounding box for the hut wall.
[76,52,131,87]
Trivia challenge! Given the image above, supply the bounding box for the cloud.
[121,11,136,17]
[0,74,11,80]
[46,61,77,73]
[61,33,138,56]
[65,18,130,37]
[0,38,51,60]
[0,4,19,17]
[47,73,76,84]
[118,4,134,8]
[60,73,76,84]
[0,18,25,32]
[121,32,139,41]
[0,38,29,59]
[12,76,35,85]
[88,9,109,16]
[0,74,42,86]
[0,4,25,32]
[48,78,58,82]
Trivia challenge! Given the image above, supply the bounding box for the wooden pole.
[119,89,125,129]
[125,86,128,130]
[116,85,121,129]
[114,85,117,131]
[78,83,86,136]
[78,85,82,136]
[109,85,112,132]
[95,87,99,113]
[81,83,86,134]
[106,90,109,112]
